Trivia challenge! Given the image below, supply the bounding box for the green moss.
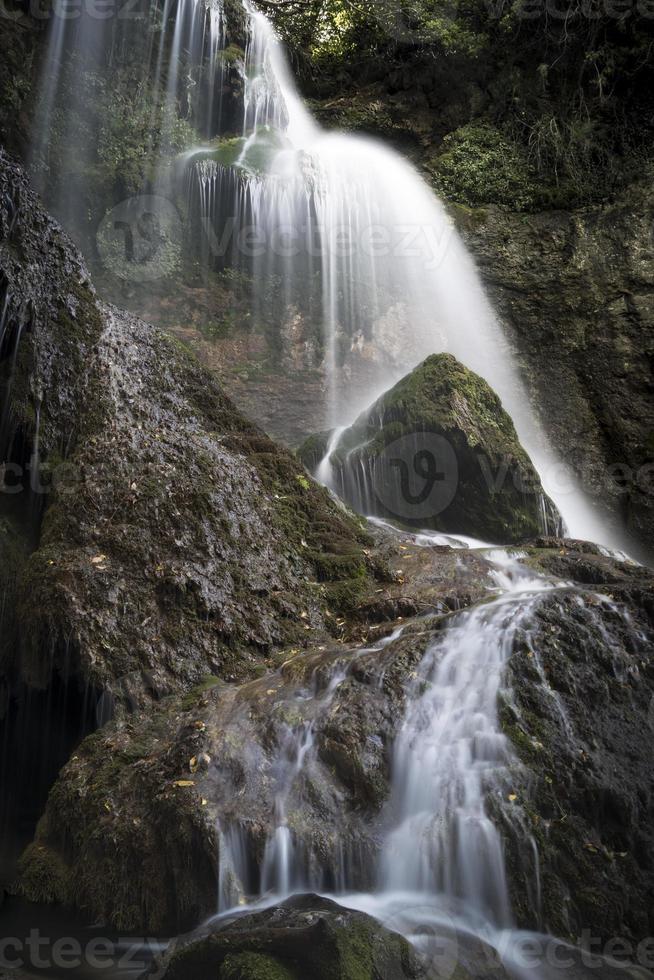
[429,124,539,211]
[220,953,296,980]
[181,675,223,710]
[219,43,245,65]
[16,842,71,905]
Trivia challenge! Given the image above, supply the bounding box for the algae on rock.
[300,353,558,544]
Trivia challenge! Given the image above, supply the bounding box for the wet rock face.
[0,149,107,851]
[150,894,427,980]
[14,614,436,932]
[300,353,559,544]
[456,194,654,564]
[13,532,504,933]
[16,302,374,699]
[0,149,378,706]
[498,544,654,942]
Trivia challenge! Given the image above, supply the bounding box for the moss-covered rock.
[14,528,654,942]
[14,615,432,931]
[150,895,426,980]
[12,523,513,933]
[300,353,558,544]
[427,123,539,211]
[0,149,379,706]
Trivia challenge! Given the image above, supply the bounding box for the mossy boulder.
[14,620,435,932]
[300,353,558,544]
[149,895,426,980]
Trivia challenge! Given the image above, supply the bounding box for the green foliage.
[270,0,654,206]
[430,123,539,209]
[198,311,240,340]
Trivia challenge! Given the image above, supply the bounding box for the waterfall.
[27,0,626,550]
[210,545,565,970]
[20,1,649,963]
[182,3,622,551]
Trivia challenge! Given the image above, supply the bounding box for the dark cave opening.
[0,671,100,888]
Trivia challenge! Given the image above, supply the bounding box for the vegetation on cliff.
[270,0,654,208]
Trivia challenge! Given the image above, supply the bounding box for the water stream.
[16,1,648,976]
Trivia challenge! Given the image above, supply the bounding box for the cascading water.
[375,556,552,930]
[24,1,648,970]
[28,0,625,549]
[180,3,621,551]
[209,535,648,977]
[208,544,557,968]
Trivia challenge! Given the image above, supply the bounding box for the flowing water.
[209,535,647,977]
[16,1,648,976]
[28,0,625,549]
[212,543,560,960]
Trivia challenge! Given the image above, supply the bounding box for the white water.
[185,3,624,551]
[26,1,643,971]
[376,559,554,925]
[28,0,625,550]
[211,545,567,975]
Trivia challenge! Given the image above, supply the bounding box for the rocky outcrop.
[299,354,559,544]
[17,640,399,931]
[0,149,378,881]
[497,541,654,944]
[455,189,654,564]
[0,148,377,705]
[16,527,654,947]
[14,532,499,933]
[147,895,427,980]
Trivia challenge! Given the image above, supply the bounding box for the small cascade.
[217,823,251,911]
[259,717,315,896]
[376,560,553,931]
[0,285,11,353]
[207,545,575,966]
[206,540,654,980]
[215,660,352,913]
[29,0,231,235]
[538,491,564,537]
